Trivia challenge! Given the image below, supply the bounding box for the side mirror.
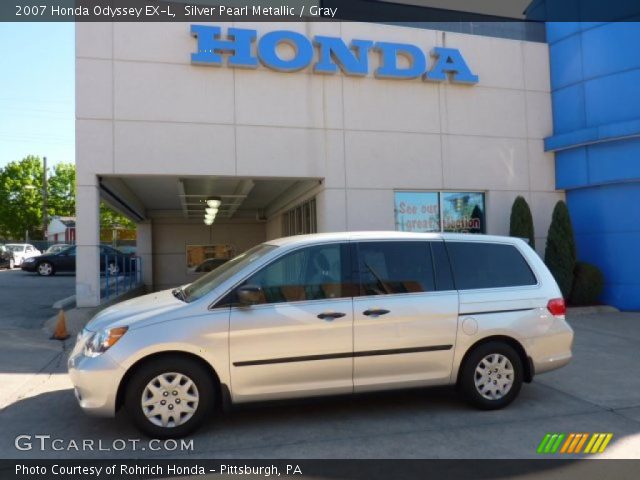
[237,285,263,306]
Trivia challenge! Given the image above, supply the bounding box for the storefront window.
[282,198,317,237]
[394,191,485,234]
[441,192,485,233]
[394,191,440,232]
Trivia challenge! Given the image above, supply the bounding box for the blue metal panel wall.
[545,21,640,310]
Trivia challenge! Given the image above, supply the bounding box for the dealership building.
[74,17,640,310]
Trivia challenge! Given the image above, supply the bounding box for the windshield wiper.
[172,287,186,302]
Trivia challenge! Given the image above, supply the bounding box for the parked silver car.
[69,232,573,438]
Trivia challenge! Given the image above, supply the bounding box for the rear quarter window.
[446,242,537,290]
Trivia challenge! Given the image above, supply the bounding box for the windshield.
[6,245,24,252]
[182,243,278,303]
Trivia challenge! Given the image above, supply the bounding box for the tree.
[100,202,135,230]
[509,196,535,249]
[544,201,577,299]
[0,156,46,240]
[0,157,136,241]
[48,163,76,217]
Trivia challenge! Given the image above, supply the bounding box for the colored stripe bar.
[537,434,552,454]
[574,433,589,453]
[590,433,607,453]
[598,434,613,453]
[560,434,575,453]
[567,434,582,453]
[584,433,599,453]
[550,434,565,453]
[545,434,559,453]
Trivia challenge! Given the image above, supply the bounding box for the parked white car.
[69,232,573,438]
[6,243,41,267]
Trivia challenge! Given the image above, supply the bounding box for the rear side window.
[446,242,537,290]
[356,241,435,296]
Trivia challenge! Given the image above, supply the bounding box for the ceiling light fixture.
[204,217,214,226]
[205,207,219,215]
[206,198,221,208]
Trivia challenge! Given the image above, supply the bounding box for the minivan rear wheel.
[459,341,523,410]
[125,356,215,438]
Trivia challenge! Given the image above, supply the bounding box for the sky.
[0,23,75,168]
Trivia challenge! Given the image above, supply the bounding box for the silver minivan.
[69,232,573,438]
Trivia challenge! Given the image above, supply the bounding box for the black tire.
[36,261,54,276]
[125,355,215,438]
[459,341,523,410]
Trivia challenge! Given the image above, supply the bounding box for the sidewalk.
[0,285,145,412]
[0,328,68,411]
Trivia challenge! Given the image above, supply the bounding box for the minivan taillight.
[547,298,566,317]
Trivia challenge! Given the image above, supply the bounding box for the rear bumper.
[527,317,574,375]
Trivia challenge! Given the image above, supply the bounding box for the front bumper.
[20,261,37,272]
[67,335,125,417]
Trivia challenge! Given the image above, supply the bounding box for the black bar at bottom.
[3,459,640,480]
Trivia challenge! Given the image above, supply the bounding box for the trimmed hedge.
[509,196,535,249]
[544,201,576,299]
[570,262,605,306]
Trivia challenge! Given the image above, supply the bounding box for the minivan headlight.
[84,326,128,357]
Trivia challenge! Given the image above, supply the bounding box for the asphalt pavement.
[0,310,639,460]
[0,269,75,329]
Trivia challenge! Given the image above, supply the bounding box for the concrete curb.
[52,294,76,310]
[567,305,620,315]
[43,285,147,337]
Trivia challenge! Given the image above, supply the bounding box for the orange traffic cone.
[51,310,70,341]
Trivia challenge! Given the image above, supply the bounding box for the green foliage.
[100,202,135,230]
[0,156,47,240]
[48,163,76,217]
[569,262,605,306]
[544,201,577,299]
[509,196,535,249]
[0,156,134,241]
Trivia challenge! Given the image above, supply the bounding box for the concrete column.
[76,178,101,307]
[136,220,153,291]
[315,188,347,233]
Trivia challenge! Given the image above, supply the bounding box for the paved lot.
[0,269,75,329]
[0,311,639,460]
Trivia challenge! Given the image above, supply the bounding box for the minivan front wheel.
[459,341,523,410]
[125,356,215,438]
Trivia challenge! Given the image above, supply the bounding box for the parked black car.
[0,245,15,269]
[21,245,132,276]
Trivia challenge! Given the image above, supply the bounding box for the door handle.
[363,308,390,317]
[317,312,346,320]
